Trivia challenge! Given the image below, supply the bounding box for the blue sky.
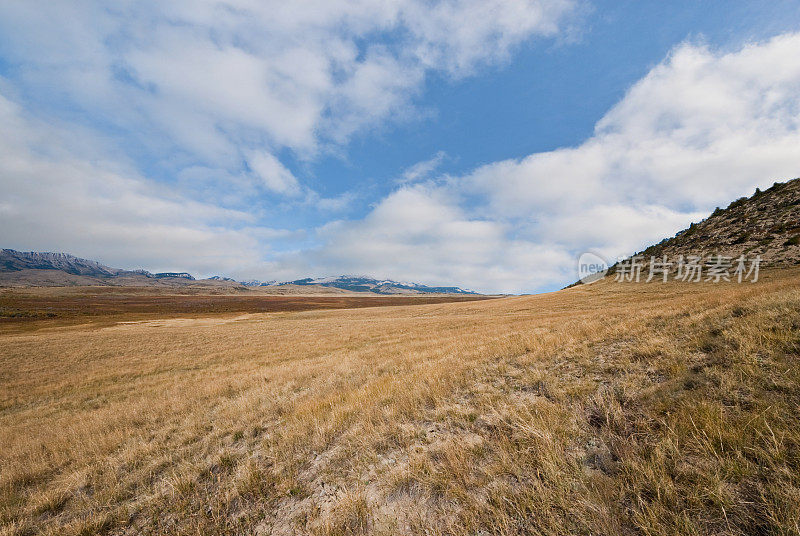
[1,1,800,292]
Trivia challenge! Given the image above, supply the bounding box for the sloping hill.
[637,178,800,265]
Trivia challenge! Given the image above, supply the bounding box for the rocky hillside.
[1,249,122,277]
[632,178,800,266]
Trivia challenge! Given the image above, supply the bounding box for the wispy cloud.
[399,151,448,184]
[247,151,302,196]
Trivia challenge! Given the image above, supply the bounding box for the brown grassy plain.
[0,288,491,333]
[1,269,800,535]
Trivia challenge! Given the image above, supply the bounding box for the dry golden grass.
[2,268,800,535]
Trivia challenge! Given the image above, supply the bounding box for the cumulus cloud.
[468,34,800,213]
[0,0,578,192]
[296,33,800,293]
[283,186,575,292]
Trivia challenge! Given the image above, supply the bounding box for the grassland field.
[0,288,493,333]
[1,268,800,535]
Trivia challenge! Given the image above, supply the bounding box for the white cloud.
[459,34,800,221]
[0,91,273,276]
[399,151,447,184]
[3,8,800,293]
[295,33,800,293]
[308,192,358,213]
[0,1,579,285]
[0,0,579,186]
[278,186,574,292]
[402,0,573,73]
[457,33,800,252]
[247,152,302,196]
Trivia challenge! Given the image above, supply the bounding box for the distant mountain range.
[1,250,123,277]
[0,249,197,281]
[281,276,475,294]
[0,249,476,294]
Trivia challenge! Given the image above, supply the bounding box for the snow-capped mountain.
[281,275,476,295]
[0,249,200,280]
[0,249,477,294]
[238,279,278,287]
[152,272,195,280]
